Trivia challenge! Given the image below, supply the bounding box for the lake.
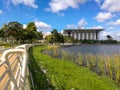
[61,44,120,55]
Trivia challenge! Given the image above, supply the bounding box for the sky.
[0,0,120,40]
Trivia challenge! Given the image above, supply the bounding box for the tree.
[25,22,37,43]
[0,21,43,44]
[2,22,23,44]
[45,29,64,44]
[45,35,54,44]
[106,35,113,40]
[64,36,74,43]
[0,28,5,41]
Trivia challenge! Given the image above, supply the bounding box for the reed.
[53,48,59,57]
[87,54,97,70]
[46,48,120,84]
[30,46,120,90]
[113,54,120,83]
[61,50,69,60]
[76,53,84,66]
[96,54,105,75]
[105,55,115,79]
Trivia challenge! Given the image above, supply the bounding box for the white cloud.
[11,0,38,8]
[95,0,101,6]
[47,0,86,13]
[23,24,27,29]
[78,18,87,27]
[101,0,120,12]
[66,24,77,29]
[34,20,52,34]
[90,25,104,29]
[100,31,111,40]
[112,32,120,41]
[95,12,113,22]
[107,19,120,26]
[109,27,114,30]
[100,31,120,41]
[65,18,87,29]
[0,10,3,14]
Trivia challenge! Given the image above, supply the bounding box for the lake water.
[43,44,120,57]
[61,45,120,55]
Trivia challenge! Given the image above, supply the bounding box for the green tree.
[2,22,23,44]
[25,22,37,43]
[0,21,43,44]
[45,35,54,44]
[45,29,64,44]
[107,35,113,40]
[0,28,5,42]
[64,36,74,43]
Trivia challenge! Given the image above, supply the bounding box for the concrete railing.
[0,44,32,90]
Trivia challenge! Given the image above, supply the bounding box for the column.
[84,32,86,39]
[88,32,90,40]
[76,32,78,40]
[71,32,73,37]
[79,33,80,40]
[96,31,99,40]
[86,32,88,40]
[97,32,100,40]
[80,32,82,40]
[74,33,76,40]
[92,32,94,40]
[82,32,84,40]
[94,32,96,40]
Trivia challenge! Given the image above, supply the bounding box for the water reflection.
[62,45,120,55]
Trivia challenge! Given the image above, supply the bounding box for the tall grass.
[46,48,120,83]
[29,46,120,90]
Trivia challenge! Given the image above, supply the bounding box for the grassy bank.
[28,46,120,90]
[50,48,120,83]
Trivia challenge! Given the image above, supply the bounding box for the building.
[62,29,103,40]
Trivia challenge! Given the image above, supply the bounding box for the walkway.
[0,44,32,90]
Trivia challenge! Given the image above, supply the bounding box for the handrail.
[0,44,31,90]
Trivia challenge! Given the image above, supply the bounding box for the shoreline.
[60,43,120,47]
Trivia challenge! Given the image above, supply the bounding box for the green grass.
[28,46,120,90]
[0,42,14,48]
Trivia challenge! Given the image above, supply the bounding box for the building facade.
[62,29,103,40]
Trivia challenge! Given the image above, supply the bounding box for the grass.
[28,45,120,90]
[0,42,14,48]
[49,48,120,83]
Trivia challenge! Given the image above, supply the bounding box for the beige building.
[62,29,103,40]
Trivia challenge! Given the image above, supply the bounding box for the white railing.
[0,44,31,90]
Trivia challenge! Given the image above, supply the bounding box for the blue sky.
[0,0,120,40]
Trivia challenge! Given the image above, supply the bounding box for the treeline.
[0,22,43,45]
[0,22,118,45]
[45,29,118,44]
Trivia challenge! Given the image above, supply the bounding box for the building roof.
[64,28,104,31]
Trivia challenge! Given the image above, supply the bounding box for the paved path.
[0,53,18,90]
[0,44,32,90]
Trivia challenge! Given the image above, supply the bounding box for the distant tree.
[2,22,23,44]
[25,22,37,43]
[0,21,43,44]
[51,29,59,43]
[34,31,43,43]
[0,28,5,41]
[26,22,37,31]
[106,35,113,40]
[45,35,54,44]
[45,29,64,44]
[64,36,74,43]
